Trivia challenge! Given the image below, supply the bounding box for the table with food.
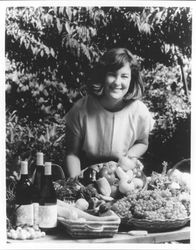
[6,153,190,244]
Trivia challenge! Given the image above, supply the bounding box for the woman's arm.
[127,141,148,159]
[64,126,82,178]
[65,153,81,178]
[122,139,148,171]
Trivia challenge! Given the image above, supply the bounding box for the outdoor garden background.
[5,6,191,205]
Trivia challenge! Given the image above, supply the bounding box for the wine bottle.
[39,162,57,232]
[15,161,33,227]
[32,152,44,227]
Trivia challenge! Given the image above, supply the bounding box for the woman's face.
[103,62,131,102]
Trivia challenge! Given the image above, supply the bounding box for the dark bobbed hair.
[88,48,144,101]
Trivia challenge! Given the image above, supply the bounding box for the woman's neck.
[99,96,125,112]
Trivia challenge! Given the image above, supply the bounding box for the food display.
[53,159,146,215]
[53,159,190,233]
[111,162,190,231]
[6,154,190,240]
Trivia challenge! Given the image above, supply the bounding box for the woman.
[64,48,154,178]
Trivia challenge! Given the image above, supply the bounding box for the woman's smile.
[103,62,131,101]
[110,87,123,91]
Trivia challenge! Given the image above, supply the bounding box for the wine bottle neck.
[44,162,52,175]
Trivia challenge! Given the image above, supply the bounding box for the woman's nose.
[113,75,121,85]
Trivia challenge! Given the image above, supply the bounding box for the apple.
[118,180,135,194]
[98,162,118,185]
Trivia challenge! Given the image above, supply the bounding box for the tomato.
[98,162,118,185]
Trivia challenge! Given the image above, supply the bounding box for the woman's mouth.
[111,87,122,91]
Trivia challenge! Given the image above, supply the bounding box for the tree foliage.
[5,6,191,118]
[5,6,191,172]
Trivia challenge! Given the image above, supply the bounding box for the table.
[7,226,190,244]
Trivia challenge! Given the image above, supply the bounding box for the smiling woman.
[100,62,132,112]
[64,48,154,178]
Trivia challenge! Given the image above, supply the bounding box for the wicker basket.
[123,217,190,232]
[167,158,190,177]
[58,210,121,238]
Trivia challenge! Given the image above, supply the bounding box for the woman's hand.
[118,156,144,172]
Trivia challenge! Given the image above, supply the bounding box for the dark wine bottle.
[32,152,44,227]
[39,162,57,232]
[15,161,33,227]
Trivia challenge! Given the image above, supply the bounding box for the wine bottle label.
[33,202,39,226]
[15,204,33,226]
[39,204,57,228]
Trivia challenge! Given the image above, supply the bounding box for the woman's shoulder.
[127,99,149,114]
[69,95,89,112]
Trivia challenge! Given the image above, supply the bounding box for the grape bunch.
[111,189,188,221]
[132,190,188,220]
[111,193,137,219]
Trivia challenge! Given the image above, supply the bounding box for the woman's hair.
[88,48,144,101]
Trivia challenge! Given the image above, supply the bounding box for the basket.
[58,210,121,238]
[167,158,190,177]
[123,217,190,232]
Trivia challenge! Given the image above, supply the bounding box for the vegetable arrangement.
[53,157,146,216]
[111,163,190,222]
[53,160,190,227]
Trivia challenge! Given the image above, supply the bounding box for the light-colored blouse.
[65,95,154,166]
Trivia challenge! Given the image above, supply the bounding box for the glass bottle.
[32,152,44,227]
[39,162,57,232]
[15,161,33,227]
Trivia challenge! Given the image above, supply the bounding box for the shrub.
[142,63,191,173]
[6,111,66,178]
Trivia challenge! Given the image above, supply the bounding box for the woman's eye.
[122,75,129,78]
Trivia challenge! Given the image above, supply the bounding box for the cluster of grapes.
[111,189,188,221]
[131,190,188,220]
[157,200,187,220]
[111,194,137,219]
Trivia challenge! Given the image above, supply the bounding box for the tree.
[5,6,191,120]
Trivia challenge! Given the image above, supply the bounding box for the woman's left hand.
[118,156,144,172]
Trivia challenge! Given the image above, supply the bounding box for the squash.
[115,167,129,181]
[96,177,112,197]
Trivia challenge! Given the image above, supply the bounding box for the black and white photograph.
[0,0,196,249]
